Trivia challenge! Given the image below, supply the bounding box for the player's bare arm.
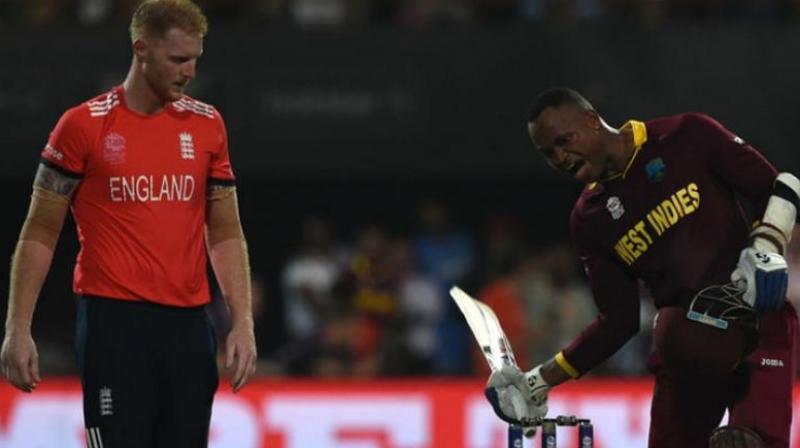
[205,185,257,392]
[539,357,574,386]
[22,163,78,247]
[2,163,78,392]
[34,162,81,197]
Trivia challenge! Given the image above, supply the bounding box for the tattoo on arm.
[33,164,80,198]
[207,184,236,201]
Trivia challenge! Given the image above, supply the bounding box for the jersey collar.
[588,120,647,189]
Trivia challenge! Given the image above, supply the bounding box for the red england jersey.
[561,114,777,375]
[41,86,235,307]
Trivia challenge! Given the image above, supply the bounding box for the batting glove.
[731,247,788,312]
[485,365,548,437]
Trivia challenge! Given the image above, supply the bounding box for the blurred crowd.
[206,199,654,379]
[30,197,800,379]
[3,0,800,27]
[219,200,800,380]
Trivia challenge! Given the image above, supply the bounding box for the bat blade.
[449,286,492,353]
[476,300,518,367]
[449,286,518,371]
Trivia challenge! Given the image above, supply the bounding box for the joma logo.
[761,358,784,367]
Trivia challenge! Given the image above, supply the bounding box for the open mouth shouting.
[565,159,585,176]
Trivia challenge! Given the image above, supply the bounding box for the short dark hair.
[527,87,595,123]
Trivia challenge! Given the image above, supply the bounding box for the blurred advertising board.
[0,378,798,447]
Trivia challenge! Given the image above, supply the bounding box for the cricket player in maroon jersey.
[0,1,257,447]
[484,88,800,447]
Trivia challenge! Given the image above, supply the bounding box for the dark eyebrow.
[553,133,571,145]
[168,51,202,61]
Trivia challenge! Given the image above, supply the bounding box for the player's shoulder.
[171,95,219,120]
[569,190,600,246]
[81,88,122,119]
[646,112,722,141]
[570,183,623,249]
[571,184,605,226]
[54,88,120,131]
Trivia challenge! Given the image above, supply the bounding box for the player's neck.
[122,69,168,115]
[597,125,636,181]
[609,126,636,173]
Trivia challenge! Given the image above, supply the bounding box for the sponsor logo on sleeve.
[44,144,64,161]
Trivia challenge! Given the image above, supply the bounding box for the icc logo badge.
[607,196,624,220]
[645,157,666,182]
[103,133,126,165]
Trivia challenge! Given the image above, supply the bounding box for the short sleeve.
[41,107,89,177]
[208,111,235,185]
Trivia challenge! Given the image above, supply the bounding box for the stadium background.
[2,0,800,446]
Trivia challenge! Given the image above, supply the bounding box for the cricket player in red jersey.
[484,88,799,447]
[0,1,257,446]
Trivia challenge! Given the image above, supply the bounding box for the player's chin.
[158,89,181,103]
[573,170,596,184]
[167,85,187,100]
[170,90,185,101]
[568,163,594,184]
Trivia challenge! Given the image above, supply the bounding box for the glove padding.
[485,365,549,437]
[731,248,788,312]
[522,364,551,406]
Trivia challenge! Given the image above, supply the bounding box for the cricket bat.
[451,286,593,446]
[449,286,518,372]
[450,286,530,446]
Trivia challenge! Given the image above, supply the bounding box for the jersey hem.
[75,291,211,308]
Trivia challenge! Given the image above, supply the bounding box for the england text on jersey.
[109,174,195,203]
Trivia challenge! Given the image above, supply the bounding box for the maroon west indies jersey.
[561,113,778,376]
